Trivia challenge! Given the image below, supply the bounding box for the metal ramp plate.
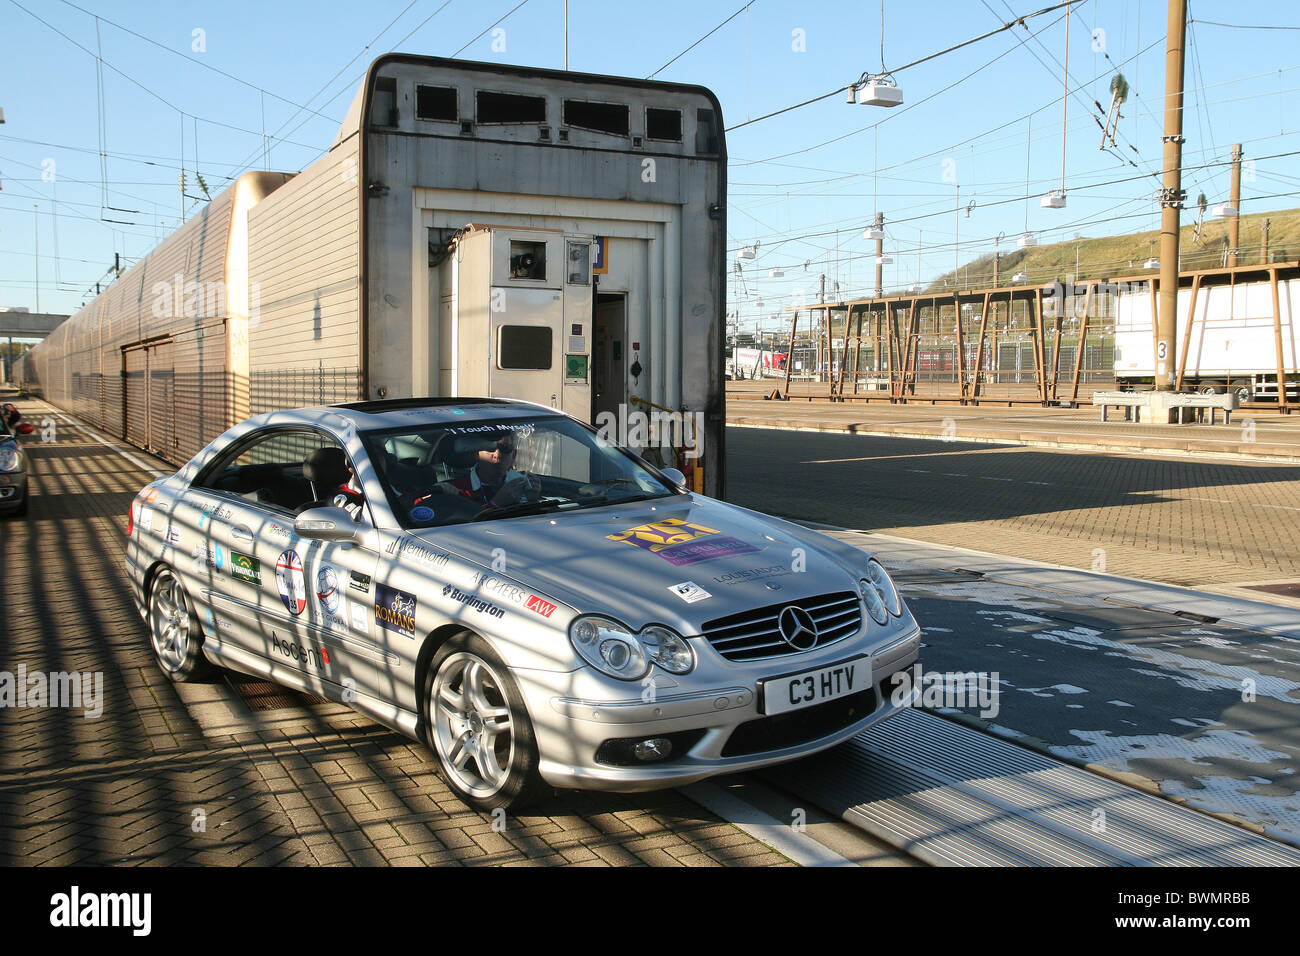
[764,709,1300,866]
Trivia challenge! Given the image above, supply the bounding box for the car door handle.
[231,525,253,540]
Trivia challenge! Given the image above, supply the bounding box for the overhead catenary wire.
[647,1,755,79]
[726,0,1082,132]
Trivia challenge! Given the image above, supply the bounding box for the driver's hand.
[490,473,541,508]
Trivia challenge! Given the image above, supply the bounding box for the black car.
[0,402,33,517]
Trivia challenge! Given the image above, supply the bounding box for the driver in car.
[452,432,541,509]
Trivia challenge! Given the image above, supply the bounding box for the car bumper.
[0,472,27,511]
[519,624,922,792]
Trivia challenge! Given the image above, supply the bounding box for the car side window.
[197,429,349,514]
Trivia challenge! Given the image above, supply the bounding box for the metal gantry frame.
[777,260,1296,410]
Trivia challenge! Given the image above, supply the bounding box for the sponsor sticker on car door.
[275,550,308,616]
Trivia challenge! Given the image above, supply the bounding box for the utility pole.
[33,204,40,312]
[874,212,885,298]
[1156,0,1187,393]
[1262,218,1271,264]
[1228,144,1242,267]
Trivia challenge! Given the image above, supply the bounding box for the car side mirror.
[660,467,687,489]
[16,422,35,435]
[294,505,361,543]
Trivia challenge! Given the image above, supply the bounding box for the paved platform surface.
[0,397,792,867]
[726,426,1300,599]
[728,386,1300,462]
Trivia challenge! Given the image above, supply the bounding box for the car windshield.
[360,413,681,529]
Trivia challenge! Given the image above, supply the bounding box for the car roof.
[322,397,566,431]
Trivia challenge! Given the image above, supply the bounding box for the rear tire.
[423,632,544,812]
[147,566,215,682]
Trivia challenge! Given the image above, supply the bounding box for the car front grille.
[721,687,879,757]
[700,591,863,663]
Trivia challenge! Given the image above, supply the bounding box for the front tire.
[147,566,214,682]
[423,633,543,812]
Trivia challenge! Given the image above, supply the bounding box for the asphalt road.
[725,426,1300,595]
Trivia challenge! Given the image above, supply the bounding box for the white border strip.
[680,781,858,867]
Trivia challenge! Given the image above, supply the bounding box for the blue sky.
[2,0,1298,333]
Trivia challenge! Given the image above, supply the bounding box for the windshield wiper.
[471,499,572,522]
[574,492,668,509]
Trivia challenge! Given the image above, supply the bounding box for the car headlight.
[639,625,695,675]
[865,559,902,616]
[859,579,889,625]
[569,617,696,680]
[570,617,649,681]
[0,446,21,473]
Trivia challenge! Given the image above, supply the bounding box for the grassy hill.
[929,207,1300,291]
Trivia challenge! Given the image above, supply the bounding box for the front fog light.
[633,738,673,762]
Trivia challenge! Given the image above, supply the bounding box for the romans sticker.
[275,550,308,616]
[375,584,418,639]
[669,581,712,603]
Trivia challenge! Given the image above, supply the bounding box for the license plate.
[758,656,871,716]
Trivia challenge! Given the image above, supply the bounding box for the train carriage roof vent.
[416,85,458,122]
[646,107,682,143]
[477,90,547,124]
[563,99,630,136]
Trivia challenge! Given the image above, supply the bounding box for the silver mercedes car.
[126,398,921,811]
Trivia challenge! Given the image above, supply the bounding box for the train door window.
[416,85,458,122]
[646,107,682,143]
[498,327,553,370]
[477,90,546,125]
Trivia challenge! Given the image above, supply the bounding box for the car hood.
[408,494,866,632]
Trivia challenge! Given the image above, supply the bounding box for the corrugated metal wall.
[17,173,292,464]
[247,137,362,414]
[172,321,228,462]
